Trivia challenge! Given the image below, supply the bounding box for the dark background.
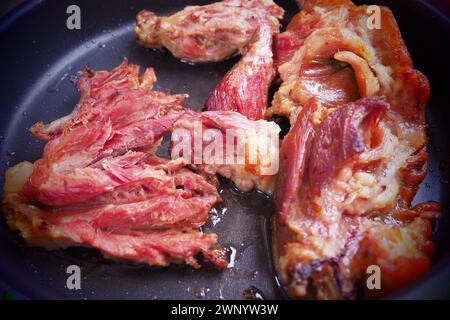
[0,0,22,16]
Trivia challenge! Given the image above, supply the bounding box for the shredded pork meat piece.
[3,193,219,268]
[25,60,187,206]
[205,14,276,120]
[2,61,227,268]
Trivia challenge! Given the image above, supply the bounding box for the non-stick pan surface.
[0,0,449,299]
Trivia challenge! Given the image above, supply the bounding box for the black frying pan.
[0,0,449,300]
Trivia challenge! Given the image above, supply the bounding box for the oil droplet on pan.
[242,286,264,300]
[227,246,237,268]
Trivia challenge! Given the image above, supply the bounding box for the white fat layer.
[3,161,34,194]
[328,123,414,215]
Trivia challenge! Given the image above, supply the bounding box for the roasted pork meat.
[3,157,223,268]
[274,97,440,299]
[135,0,283,62]
[136,0,283,120]
[272,0,440,299]
[2,60,227,268]
[171,110,280,194]
[268,0,429,125]
[25,60,187,206]
[3,195,221,269]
